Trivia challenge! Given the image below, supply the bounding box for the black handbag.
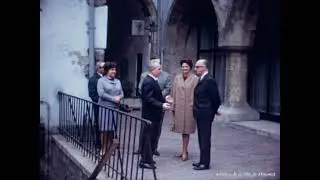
[119,99,132,113]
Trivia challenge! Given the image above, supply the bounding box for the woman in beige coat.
[171,59,198,161]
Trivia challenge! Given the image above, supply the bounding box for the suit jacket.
[138,71,172,97]
[88,73,102,103]
[141,75,165,122]
[193,74,221,120]
[97,76,124,108]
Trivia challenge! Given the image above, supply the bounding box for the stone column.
[215,46,259,122]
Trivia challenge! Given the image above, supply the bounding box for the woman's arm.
[118,79,124,99]
[171,75,177,113]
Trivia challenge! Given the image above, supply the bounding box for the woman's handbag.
[118,99,132,113]
[119,103,131,113]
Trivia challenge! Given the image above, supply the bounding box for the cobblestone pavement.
[131,111,280,180]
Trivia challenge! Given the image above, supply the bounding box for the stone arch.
[163,0,219,75]
[217,0,260,47]
[165,0,223,30]
[165,0,260,47]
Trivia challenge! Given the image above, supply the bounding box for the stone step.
[225,120,280,140]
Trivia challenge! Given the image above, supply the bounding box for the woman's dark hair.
[180,59,193,69]
[103,61,117,73]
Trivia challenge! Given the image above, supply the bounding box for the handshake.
[162,95,174,110]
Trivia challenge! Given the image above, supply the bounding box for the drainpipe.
[88,0,95,77]
[40,99,51,132]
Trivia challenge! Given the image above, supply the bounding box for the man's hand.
[165,95,173,104]
[114,96,121,103]
[162,103,171,110]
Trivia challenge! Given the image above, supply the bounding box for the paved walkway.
[227,120,280,140]
[124,98,280,140]
[131,111,280,180]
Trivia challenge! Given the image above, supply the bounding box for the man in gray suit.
[135,58,172,156]
[138,59,172,98]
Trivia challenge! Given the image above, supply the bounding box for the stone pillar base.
[215,104,260,122]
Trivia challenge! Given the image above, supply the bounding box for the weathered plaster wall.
[40,0,110,127]
[40,0,91,127]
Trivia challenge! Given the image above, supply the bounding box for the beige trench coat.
[171,73,198,134]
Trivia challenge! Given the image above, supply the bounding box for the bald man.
[192,59,221,170]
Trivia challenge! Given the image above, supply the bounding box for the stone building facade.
[40,0,279,124]
[107,0,280,123]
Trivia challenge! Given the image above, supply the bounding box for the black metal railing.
[58,92,157,180]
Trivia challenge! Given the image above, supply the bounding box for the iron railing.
[58,91,157,180]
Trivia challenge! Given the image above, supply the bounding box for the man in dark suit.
[135,58,172,156]
[192,59,221,170]
[88,62,105,150]
[139,60,171,169]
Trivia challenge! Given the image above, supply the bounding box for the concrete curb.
[224,121,280,141]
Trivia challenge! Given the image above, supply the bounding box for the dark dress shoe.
[193,164,210,170]
[192,162,201,167]
[139,162,156,169]
[153,150,160,156]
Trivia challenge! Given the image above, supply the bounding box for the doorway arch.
[164,0,225,100]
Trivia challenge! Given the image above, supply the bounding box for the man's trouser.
[93,103,101,149]
[137,111,164,153]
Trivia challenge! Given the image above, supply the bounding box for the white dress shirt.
[200,71,208,81]
[148,73,158,81]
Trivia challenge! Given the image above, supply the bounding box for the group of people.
[88,61,124,156]
[88,58,221,171]
[137,58,221,170]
